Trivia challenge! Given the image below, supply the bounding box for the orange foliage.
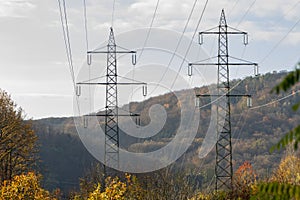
[233,161,257,199]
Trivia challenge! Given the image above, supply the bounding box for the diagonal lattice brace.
[189,9,257,192]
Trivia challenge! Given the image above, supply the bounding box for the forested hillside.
[32,71,300,194]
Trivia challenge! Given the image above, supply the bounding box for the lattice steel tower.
[105,27,119,170]
[216,9,232,191]
[189,9,258,191]
[77,27,146,175]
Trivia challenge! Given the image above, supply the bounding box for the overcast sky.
[0,0,299,119]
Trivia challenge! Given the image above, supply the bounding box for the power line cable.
[137,0,160,62]
[170,0,209,168]
[58,0,75,87]
[83,0,89,51]
[62,0,75,84]
[236,0,256,28]
[149,0,200,95]
[57,0,81,115]
[228,0,240,17]
[202,89,299,193]
[111,0,116,27]
[131,0,160,101]
[232,110,249,148]
[271,1,300,29]
[223,90,299,148]
[250,90,300,110]
[233,0,300,66]
[190,4,256,167]
[260,14,300,64]
[185,5,253,95]
[229,2,300,164]
[226,0,300,152]
[196,1,299,190]
[58,0,74,84]
[170,0,209,89]
[223,0,300,148]
[232,90,300,163]
[82,0,92,115]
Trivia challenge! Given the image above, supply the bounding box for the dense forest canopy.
[1,70,300,199]
[30,71,300,194]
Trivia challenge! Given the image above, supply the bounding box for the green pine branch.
[271,125,300,152]
[270,64,300,151]
[271,66,300,94]
[253,183,300,200]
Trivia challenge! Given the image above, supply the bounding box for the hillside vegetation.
[31,71,300,195]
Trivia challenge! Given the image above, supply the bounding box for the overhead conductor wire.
[226,0,300,146]
[131,0,160,101]
[149,0,202,96]
[226,4,300,189]
[137,0,160,61]
[260,20,300,64]
[198,1,257,191]
[57,0,81,115]
[111,0,116,27]
[170,0,209,89]
[173,0,209,173]
[232,1,300,149]
[83,0,93,116]
[83,0,89,51]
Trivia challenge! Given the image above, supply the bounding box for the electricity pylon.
[77,27,147,176]
[189,9,258,191]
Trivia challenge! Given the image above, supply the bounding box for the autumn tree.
[255,161,300,200]
[76,163,105,199]
[255,64,300,199]
[0,89,37,182]
[73,174,145,200]
[140,167,198,200]
[271,155,300,185]
[0,172,55,200]
[232,161,257,199]
[272,65,300,150]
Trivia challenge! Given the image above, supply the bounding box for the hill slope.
[32,71,300,193]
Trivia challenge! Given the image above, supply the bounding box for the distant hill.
[32,71,300,194]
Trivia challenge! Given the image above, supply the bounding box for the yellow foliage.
[253,155,300,199]
[0,172,55,200]
[189,192,211,200]
[233,161,257,199]
[86,174,144,200]
[0,89,37,181]
[272,155,300,185]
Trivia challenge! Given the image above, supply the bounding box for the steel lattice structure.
[105,27,119,170]
[216,10,232,190]
[189,9,258,191]
[77,27,146,176]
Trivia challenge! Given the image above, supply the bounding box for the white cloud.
[251,0,284,18]
[282,2,300,21]
[14,93,72,98]
[12,93,73,119]
[0,0,299,118]
[283,32,300,46]
[0,0,36,18]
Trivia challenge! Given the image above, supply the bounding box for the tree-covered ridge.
[31,71,300,195]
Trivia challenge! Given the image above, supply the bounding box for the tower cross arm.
[87,50,136,54]
[196,94,251,97]
[199,31,246,35]
[76,82,146,85]
[85,113,140,117]
[188,62,257,66]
